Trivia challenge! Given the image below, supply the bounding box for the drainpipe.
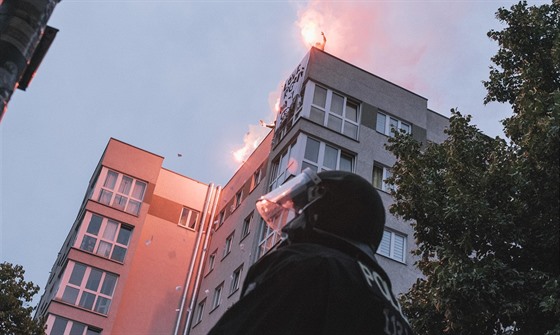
[173,183,216,335]
[183,185,221,335]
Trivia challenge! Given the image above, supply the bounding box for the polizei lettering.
[357,261,411,335]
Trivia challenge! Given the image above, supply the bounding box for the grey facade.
[189,48,449,335]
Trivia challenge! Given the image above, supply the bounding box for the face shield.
[256,168,323,226]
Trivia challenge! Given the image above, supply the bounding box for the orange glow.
[301,22,321,47]
[232,125,269,163]
[297,7,326,50]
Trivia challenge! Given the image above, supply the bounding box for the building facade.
[36,47,448,335]
[36,139,220,335]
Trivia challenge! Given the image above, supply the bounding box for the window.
[179,207,200,230]
[257,219,282,259]
[308,84,360,139]
[194,299,206,325]
[230,265,244,295]
[217,210,225,227]
[269,141,298,190]
[223,232,234,258]
[47,315,101,335]
[250,168,262,191]
[59,262,117,315]
[372,164,394,193]
[96,169,147,216]
[302,136,354,173]
[78,212,132,263]
[376,112,411,137]
[378,230,406,263]
[234,190,243,209]
[241,212,253,239]
[207,250,217,273]
[211,283,224,310]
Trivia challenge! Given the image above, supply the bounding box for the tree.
[0,262,45,335]
[386,1,559,334]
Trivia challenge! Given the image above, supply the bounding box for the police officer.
[208,169,413,335]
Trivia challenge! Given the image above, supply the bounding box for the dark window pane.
[87,214,103,235]
[111,246,127,263]
[69,322,86,335]
[85,269,102,291]
[116,226,132,246]
[51,316,68,334]
[79,292,96,310]
[69,263,86,286]
[80,235,97,253]
[304,138,320,163]
[61,286,79,304]
[100,273,117,296]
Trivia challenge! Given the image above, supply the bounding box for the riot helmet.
[256,168,386,251]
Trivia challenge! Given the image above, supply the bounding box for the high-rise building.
[35,138,221,334]
[36,47,448,335]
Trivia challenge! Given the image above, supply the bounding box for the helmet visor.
[256,168,321,225]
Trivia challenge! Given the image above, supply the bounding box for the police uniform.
[208,238,413,335]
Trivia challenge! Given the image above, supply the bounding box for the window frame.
[229,264,244,296]
[257,218,282,259]
[250,168,262,192]
[46,314,101,335]
[57,261,118,315]
[302,136,354,173]
[223,232,234,259]
[241,212,253,240]
[308,83,361,139]
[77,212,132,263]
[269,141,298,191]
[178,206,201,231]
[207,250,217,274]
[94,168,147,216]
[377,229,406,263]
[376,112,412,137]
[211,282,224,311]
[372,163,394,193]
[194,298,206,325]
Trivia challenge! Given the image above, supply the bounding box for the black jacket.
[208,237,413,335]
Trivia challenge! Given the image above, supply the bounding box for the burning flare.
[298,8,326,50]
[232,125,269,163]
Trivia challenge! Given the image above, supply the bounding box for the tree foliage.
[0,262,45,335]
[386,1,559,334]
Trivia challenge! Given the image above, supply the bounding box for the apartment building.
[36,138,220,335]
[36,47,448,335]
[189,47,448,335]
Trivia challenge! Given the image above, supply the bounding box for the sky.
[0,0,544,306]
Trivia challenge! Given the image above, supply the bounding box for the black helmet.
[309,170,385,250]
[256,168,386,250]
